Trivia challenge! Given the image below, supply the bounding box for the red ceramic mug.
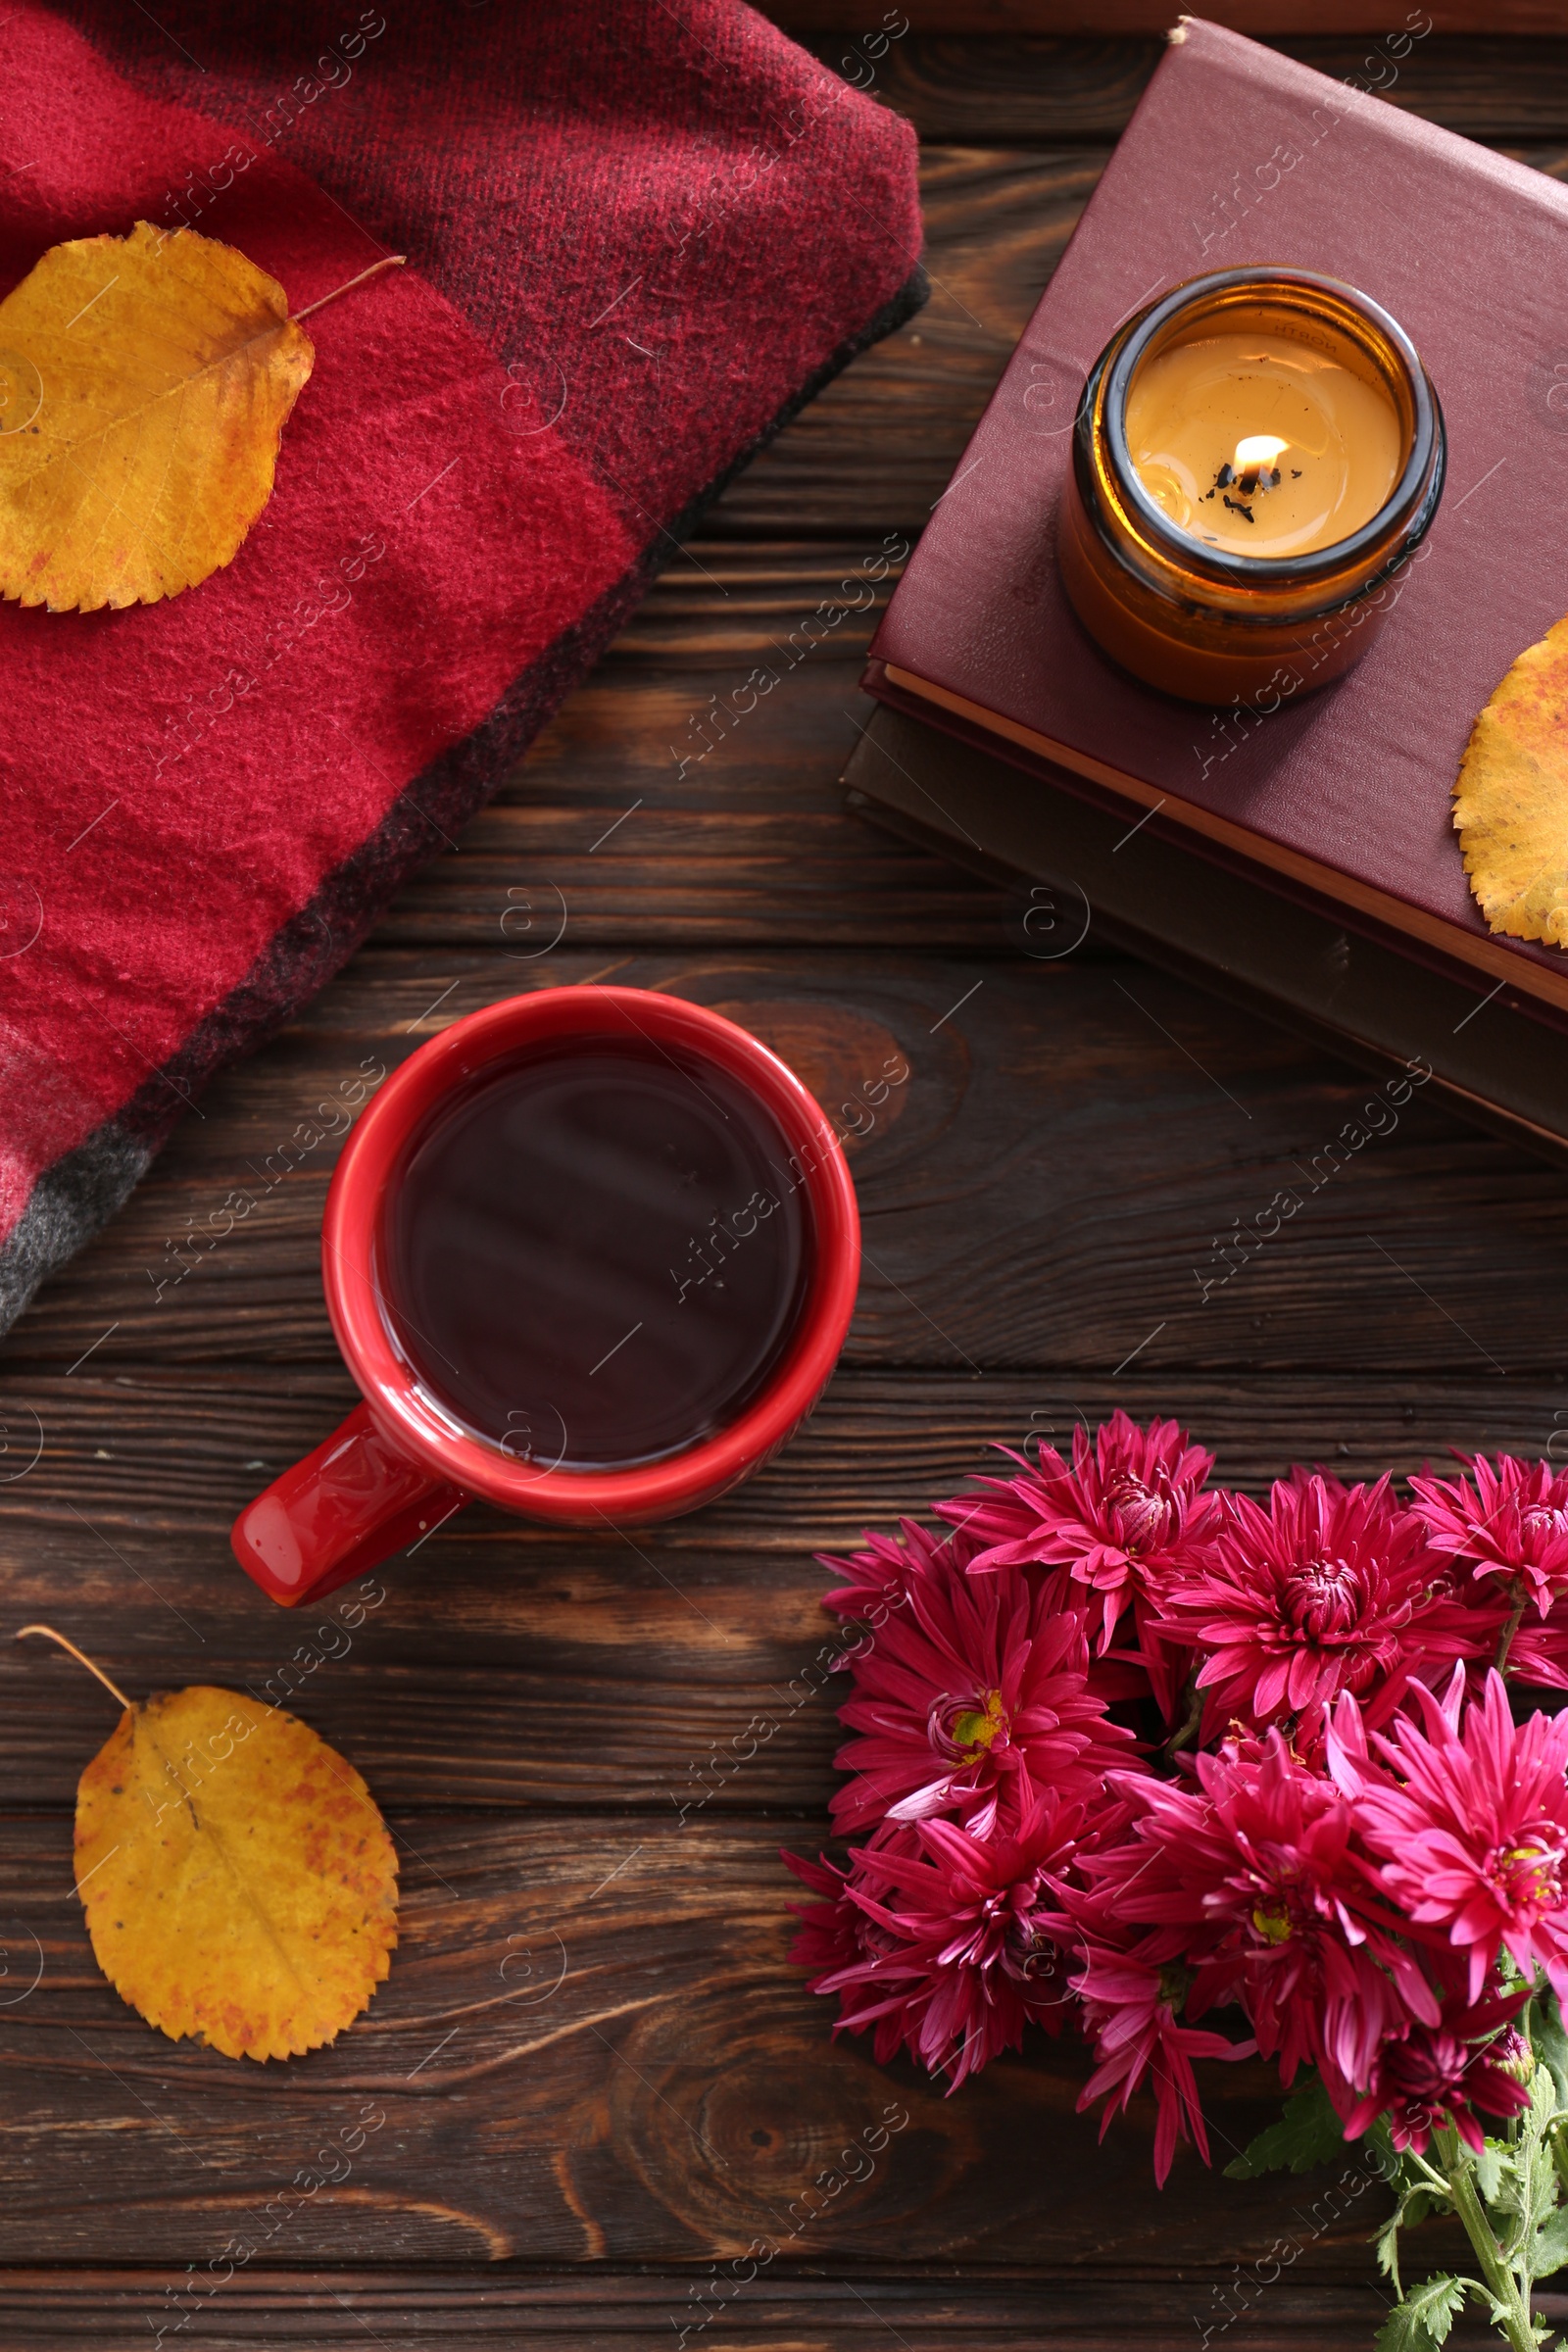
[230,986,861,1607]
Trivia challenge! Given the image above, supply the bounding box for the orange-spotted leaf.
[0,220,314,612]
[1454,615,1568,949]
[74,1684,397,2061]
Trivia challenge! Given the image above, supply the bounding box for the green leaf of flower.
[1528,2145,1560,2241]
[1529,1990,1568,2111]
[1377,2209,1404,2296]
[1223,2073,1345,2180]
[1530,2204,1568,2282]
[1488,2138,1542,2243]
[1475,2143,1506,2207]
[1372,2275,1469,2352]
[1532,2061,1559,2139]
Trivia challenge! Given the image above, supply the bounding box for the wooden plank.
[0,2269,1432,2351]
[417,688,1152,955]
[0,1371,1560,1813]
[796,35,1568,145]
[605,540,906,663]
[0,1812,1472,2281]
[6,949,1553,1377]
[381,660,1020,954]
[4,1367,1553,1556]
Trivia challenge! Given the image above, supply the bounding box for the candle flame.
[1234,434,1290,469]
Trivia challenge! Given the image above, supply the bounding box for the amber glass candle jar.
[1057,268,1446,707]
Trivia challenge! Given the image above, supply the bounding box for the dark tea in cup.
[382,1032,815,1471]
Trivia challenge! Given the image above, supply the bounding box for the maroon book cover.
[866,16,1568,1012]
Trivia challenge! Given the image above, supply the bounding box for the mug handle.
[231,1400,467,1607]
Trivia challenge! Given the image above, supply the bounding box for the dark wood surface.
[6,30,1568,2352]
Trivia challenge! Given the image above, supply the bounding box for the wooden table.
[6,16,1568,2347]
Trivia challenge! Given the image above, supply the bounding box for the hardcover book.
[864,15,1568,1026]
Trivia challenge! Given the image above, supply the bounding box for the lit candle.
[1126,327,1403,560]
[1056,269,1446,704]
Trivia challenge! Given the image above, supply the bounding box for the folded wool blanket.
[0,0,923,1332]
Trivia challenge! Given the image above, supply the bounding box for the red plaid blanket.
[0,0,921,1327]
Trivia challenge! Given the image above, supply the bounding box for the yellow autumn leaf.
[1454,615,1568,950]
[0,220,313,612]
[73,1683,397,2062]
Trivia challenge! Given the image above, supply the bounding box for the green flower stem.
[1440,2135,1538,2352]
[1161,1676,1204,1761]
[1496,1580,1530,1676]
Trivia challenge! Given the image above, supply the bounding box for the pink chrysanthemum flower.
[793,1434,1568,2146]
[1063,1733,1436,2095]
[782,1847,863,1978]
[1156,1473,1482,1745]
[785,1798,1081,2089]
[1410,1453,1568,1688]
[1337,1976,1531,2155]
[829,1564,1134,1840]
[1334,1668,1568,2003]
[781,1847,916,2073]
[1503,1615,1568,1692]
[1411,1451,1568,1611]
[1060,1901,1254,2186]
[817,1517,978,1627]
[936,1411,1219,1715]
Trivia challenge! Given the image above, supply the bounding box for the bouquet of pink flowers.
[787,1415,1568,2352]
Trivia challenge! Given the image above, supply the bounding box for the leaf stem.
[1496,1579,1530,1676]
[1162,1673,1205,1760]
[15,1623,132,1711]
[290,253,406,324]
[1438,2130,1539,2352]
[1405,2150,1452,2195]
